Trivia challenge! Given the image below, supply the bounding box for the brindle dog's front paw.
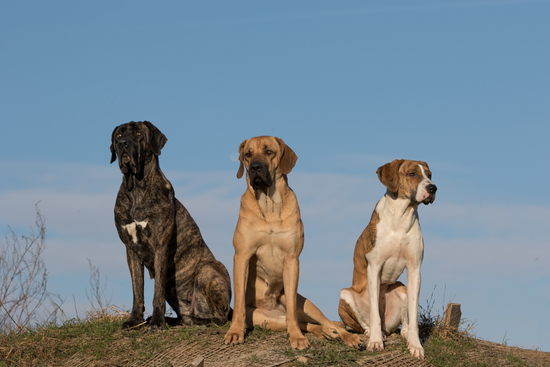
[121,316,145,330]
[147,315,166,332]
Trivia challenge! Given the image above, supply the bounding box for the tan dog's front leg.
[283,255,309,350]
[224,251,249,345]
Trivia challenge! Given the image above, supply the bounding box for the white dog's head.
[376,159,437,205]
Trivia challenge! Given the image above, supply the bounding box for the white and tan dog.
[338,159,437,359]
[224,136,363,350]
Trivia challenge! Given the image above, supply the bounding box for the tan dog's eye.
[265,150,273,155]
[245,152,252,158]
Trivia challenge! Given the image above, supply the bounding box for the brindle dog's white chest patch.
[123,221,148,244]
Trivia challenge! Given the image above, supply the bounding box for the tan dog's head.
[376,159,437,205]
[237,136,297,192]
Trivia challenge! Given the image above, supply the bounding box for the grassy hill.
[1,309,548,367]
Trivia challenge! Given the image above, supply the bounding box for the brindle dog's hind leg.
[183,260,232,326]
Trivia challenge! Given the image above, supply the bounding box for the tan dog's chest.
[255,232,295,277]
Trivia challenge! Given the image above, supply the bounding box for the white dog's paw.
[408,342,424,360]
[367,336,384,352]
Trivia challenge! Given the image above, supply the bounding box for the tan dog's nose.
[250,161,263,173]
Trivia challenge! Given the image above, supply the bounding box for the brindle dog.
[110,121,231,330]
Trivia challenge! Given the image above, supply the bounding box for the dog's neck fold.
[249,174,288,218]
[123,154,160,192]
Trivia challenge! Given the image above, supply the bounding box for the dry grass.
[1,305,548,367]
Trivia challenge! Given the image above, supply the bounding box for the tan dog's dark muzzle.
[248,160,272,191]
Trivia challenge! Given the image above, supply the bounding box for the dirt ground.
[62,326,550,367]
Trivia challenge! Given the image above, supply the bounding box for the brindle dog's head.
[376,159,437,205]
[110,121,167,186]
[236,136,297,192]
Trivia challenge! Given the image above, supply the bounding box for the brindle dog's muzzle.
[116,137,140,175]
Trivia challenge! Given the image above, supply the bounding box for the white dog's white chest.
[368,222,423,285]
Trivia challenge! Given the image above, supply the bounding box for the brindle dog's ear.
[236,139,247,179]
[110,126,119,164]
[276,137,298,175]
[376,159,404,194]
[143,121,167,156]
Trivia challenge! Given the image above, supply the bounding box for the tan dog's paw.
[224,328,245,346]
[340,330,365,350]
[311,325,339,340]
[289,334,310,350]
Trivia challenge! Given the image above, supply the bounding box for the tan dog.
[338,159,437,359]
[223,136,363,350]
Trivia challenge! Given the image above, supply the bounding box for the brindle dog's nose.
[118,139,129,148]
[427,184,437,194]
[249,161,263,173]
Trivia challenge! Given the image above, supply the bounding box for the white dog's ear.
[276,137,297,175]
[236,139,247,179]
[377,159,404,194]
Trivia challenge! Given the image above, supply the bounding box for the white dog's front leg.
[367,265,384,352]
[406,266,424,359]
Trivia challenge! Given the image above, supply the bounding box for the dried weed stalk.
[0,204,62,333]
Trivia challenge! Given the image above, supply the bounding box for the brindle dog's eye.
[136,132,142,136]
[408,172,416,177]
[116,134,121,138]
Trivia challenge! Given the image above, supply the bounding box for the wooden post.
[444,303,462,332]
[190,356,204,367]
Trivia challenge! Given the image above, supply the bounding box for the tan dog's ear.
[376,159,404,194]
[276,137,298,175]
[236,139,247,179]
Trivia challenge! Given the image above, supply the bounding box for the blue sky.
[1,0,549,352]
